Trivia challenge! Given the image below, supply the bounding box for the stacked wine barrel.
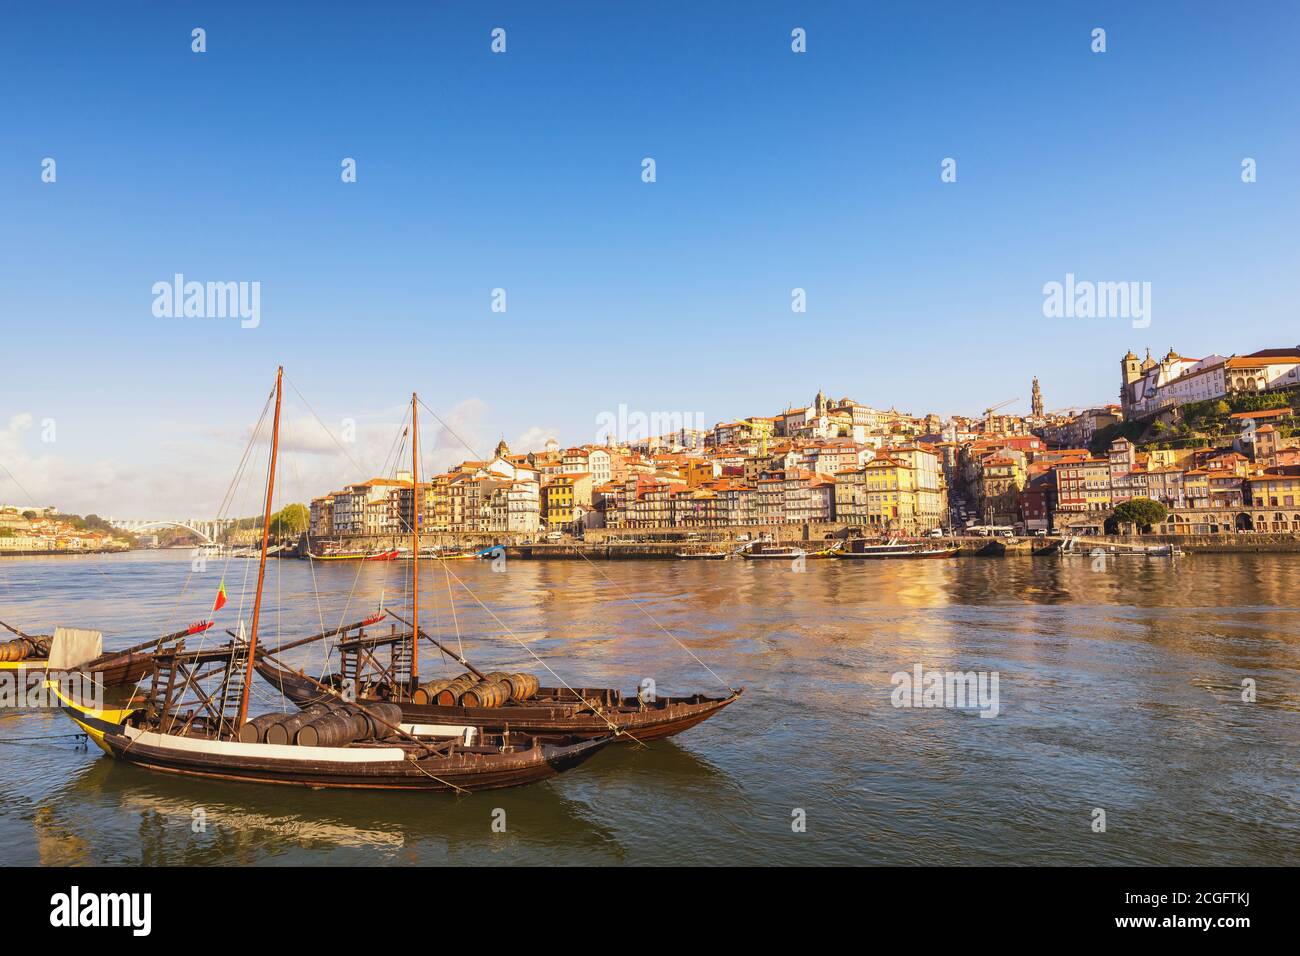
[240,701,405,746]
[413,673,476,706]
[411,671,540,708]
[0,637,48,662]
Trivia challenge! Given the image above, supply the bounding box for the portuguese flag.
[212,580,228,614]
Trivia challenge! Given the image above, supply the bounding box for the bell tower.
[1120,350,1142,414]
[1031,377,1043,418]
[1121,350,1142,385]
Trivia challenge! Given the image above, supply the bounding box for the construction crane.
[983,399,1018,430]
[737,418,773,456]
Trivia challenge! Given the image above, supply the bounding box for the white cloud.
[0,399,561,520]
[1,413,121,515]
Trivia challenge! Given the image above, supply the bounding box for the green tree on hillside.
[270,504,310,537]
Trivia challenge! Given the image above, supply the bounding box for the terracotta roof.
[1225,354,1300,367]
[1229,408,1289,419]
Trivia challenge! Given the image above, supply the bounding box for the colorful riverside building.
[1248,465,1300,509]
[1053,458,1112,515]
[831,447,947,534]
[541,472,592,532]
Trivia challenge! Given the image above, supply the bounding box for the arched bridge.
[107,518,238,544]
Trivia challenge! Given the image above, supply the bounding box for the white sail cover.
[48,627,103,670]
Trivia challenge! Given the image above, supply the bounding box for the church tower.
[1120,350,1143,414]
[1122,350,1142,386]
[1031,377,1043,418]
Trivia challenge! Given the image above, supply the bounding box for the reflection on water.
[1,550,1298,865]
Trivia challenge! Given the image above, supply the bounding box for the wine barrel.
[264,703,334,746]
[502,673,539,701]
[297,711,366,747]
[412,678,454,706]
[351,702,402,739]
[238,711,286,744]
[433,674,477,707]
[459,679,511,709]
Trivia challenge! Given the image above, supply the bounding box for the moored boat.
[1058,537,1183,558]
[48,659,609,792]
[307,548,400,561]
[255,651,741,743]
[48,369,615,794]
[837,537,958,559]
[741,543,806,560]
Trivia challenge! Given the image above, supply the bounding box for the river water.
[1,550,1296,866]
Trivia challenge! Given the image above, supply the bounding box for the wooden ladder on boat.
[339,643,361,693]
[390,627,413,696]
[146,651,179,725]
[214,647,247,737]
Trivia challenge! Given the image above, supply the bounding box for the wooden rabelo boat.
[255,623,740,743]
[257,391,741,744]
[49,370,612,793]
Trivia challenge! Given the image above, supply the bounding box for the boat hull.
[837,546,958,559]
[308,550,400,561]
[256,661,740,743]
[101,729,609,792]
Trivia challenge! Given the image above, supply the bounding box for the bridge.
[107,517,239,544]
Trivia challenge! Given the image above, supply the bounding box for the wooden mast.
[410,391,420,685]
[237,365,283,728]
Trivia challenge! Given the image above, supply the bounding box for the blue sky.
[2,1,1297,515]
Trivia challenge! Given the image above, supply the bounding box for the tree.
[1112,497,1169,533]
[269,503,310,537]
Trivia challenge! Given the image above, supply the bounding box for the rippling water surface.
[1,550,1297,865]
